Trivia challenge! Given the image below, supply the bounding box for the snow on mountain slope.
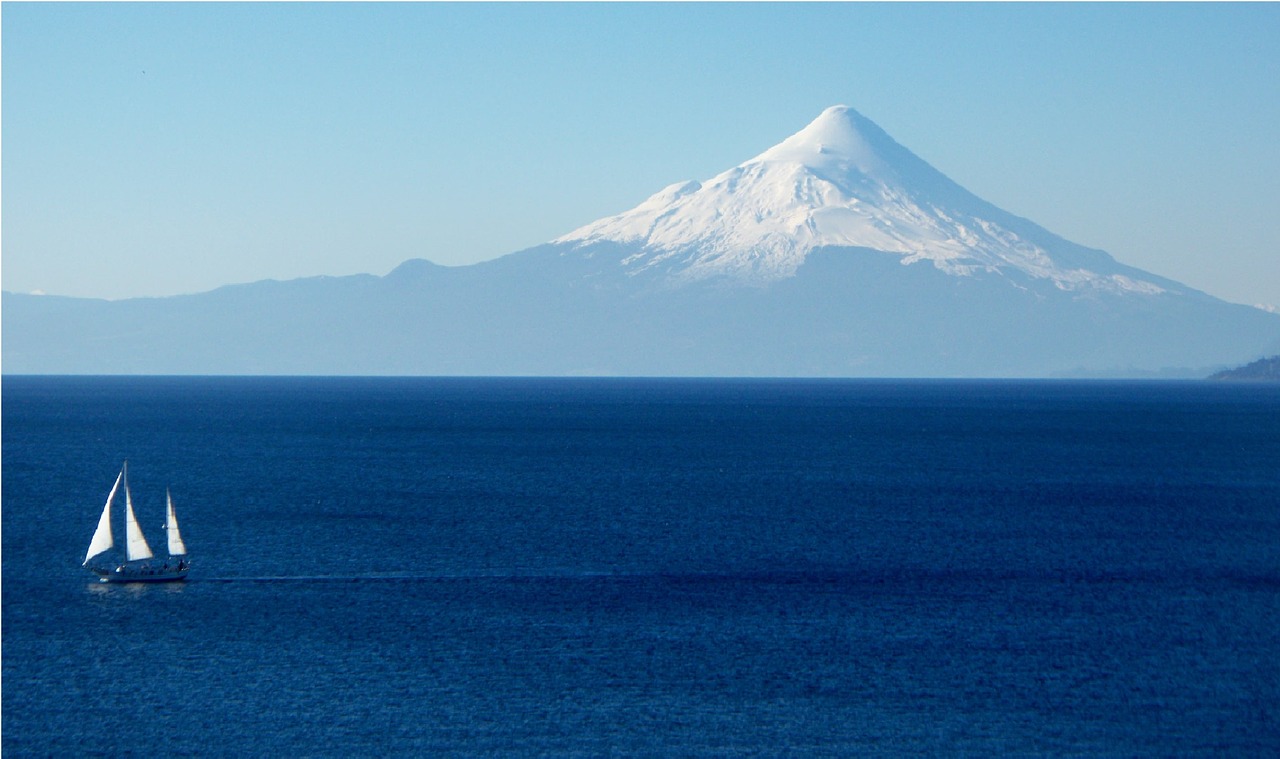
[556,106,1165,294]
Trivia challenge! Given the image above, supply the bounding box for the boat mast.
[122,461,154,562]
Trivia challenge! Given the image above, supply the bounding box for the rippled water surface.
[4,377,1278,754]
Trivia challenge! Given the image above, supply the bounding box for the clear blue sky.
[4,2,1279,308]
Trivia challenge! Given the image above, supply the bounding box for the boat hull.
[90,561,190,583]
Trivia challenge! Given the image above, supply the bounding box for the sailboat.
[83,462,190,582]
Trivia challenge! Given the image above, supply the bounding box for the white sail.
[83,470,122,565]
[165,489,187,556]
[123,470,154,562]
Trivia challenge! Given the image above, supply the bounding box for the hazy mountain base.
[1210,356,1280,381]
[5,245,1278,377]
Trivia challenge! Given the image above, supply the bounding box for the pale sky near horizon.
[3,2,1279,308]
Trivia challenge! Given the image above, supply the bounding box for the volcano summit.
[558,106,1164,296]
[4,106,1278,376]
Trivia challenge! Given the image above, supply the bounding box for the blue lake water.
[3,376,1279,754]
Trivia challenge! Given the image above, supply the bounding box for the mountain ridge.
[1210,356,1280,382]
[5,105,1279,377]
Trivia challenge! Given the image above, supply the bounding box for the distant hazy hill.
[5,106,1279,377]
[1209,356,1280,381]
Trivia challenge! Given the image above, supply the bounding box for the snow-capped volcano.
[8,105,1279,377]
[557,106,1164,294]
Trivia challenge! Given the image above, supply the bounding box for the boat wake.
[196,574,441,584]
[195,568,623,582]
